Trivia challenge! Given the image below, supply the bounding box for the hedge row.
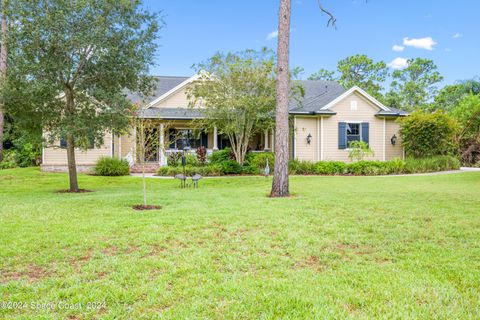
[289,156,460,175]
[156,155,460,177]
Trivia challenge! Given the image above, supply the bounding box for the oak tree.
[6,0,160,191]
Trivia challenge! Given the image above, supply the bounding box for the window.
[170,129,202,150]
[346,123,361,146]
[59,136,94,149]
[339,122,369,150]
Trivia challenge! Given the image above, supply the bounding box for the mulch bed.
[132,205,162,211]
[56,189,94,193]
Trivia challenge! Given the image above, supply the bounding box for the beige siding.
[294,117,319,161]
[151,87,189,108]
[43,133,113,165]
[120,130,136,158]
[322,92,383,162]
[385,119,403,160]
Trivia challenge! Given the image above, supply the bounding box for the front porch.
[133,120,275,169]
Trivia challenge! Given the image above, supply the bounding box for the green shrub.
[94,157,130,176]
[404,156,460,173]
[184,154,199,166]
[241,165,259,174]
[348,141,375,161]
[200,164,224,176]
[209,147,234,164]
[167,152,182,166]
[289,160,316,174]
[314,161,347,175]
[0,150,17,169]
[156,164,224,177]
[399,111,458,158]
[16,143,39,167]
[451,94,480,165]
[347,161,386,175]
[383,158,406,174]
[245,152,274,171]
[220,160,242,174]
[156,166,171,176]
[157,156,460,176]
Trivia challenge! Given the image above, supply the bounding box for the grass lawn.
[0,168,479,319]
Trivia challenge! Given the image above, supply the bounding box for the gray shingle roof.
[126,76,189,105]
[129,76,409,118]
[376,107,409,117]
[289,80,346,114]
[138,107,204,119]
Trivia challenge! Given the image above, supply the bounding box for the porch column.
[264,129,269,150]
[270,129,275,152]
[213,126,218,150]
[159,123,165,165]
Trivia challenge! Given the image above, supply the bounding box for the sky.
[143,0,480,87]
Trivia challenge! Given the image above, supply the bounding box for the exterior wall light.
[391,134,397,146]
[306,133,312,145]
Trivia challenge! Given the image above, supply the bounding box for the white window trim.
[343,121,365,151]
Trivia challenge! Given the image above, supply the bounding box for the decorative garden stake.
[264,158,270,177]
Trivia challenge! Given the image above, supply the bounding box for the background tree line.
[308,54,479,112]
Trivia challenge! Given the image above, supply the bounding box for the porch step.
[130,164,160,174]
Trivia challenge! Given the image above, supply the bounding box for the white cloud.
[452,32,462,39]
[392,45,405,52]
[266,30,278,41]
[402,37,437,50]
[388,57,409,70]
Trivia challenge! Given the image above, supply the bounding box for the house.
[41,74,408,172]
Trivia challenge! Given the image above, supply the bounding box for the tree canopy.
[336,54,388,99]
[307,68,335,81]
[5,0,161,191]
[187,49,277,165]
[434,79,480,112]
[389,58,443,110]
[308,54,388,100]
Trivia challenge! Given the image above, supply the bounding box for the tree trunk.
[0,2,7,162]
[271,0,291,197]
[140,123,147,206]
[65,90,79,192]
[66,133,79,192]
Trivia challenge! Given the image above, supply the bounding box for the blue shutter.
[338,122,347,149]
[361,122,369,146]
[169,129,176,149]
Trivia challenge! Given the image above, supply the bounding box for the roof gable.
[145,74,200,109]
[125,76,189,106]
[320,86,390,111]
